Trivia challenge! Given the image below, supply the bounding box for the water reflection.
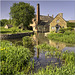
[33,32,49,45]
[49,40,66,50]
[31,32,75,72]
[33,32,75,52]
[32,32,62,72]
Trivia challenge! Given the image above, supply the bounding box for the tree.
[0,19,8,26]
[9,2,35,30]
[8,19,12,24]
[67,21,75,28]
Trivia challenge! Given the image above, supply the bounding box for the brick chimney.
[36,4,40,24]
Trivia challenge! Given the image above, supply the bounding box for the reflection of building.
[33,33,49,44]
[30,4,67,33]
[49,40,66,50]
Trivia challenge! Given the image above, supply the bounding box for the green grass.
[0,27,33,34]
[47,30,75,44]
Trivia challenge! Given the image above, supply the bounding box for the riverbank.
[47,30,75,44]
[0,27,33,34]
[0,32,34,40]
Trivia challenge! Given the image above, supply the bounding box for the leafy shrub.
[22,36,34,52]
[64,30,72,35]
[59,28,65,33]
[15,41,23,46]
[67,21,75,28]
[0,40,31,74]
[66,27,73,31]
[12,28,17,33]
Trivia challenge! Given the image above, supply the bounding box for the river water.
[31,32,75,72]
[6,32,75,73]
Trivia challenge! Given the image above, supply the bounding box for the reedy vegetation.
[47,30,75,44]
[32,43,75,75]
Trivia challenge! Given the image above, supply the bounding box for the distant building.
[69,20,75,23]
[30,4,67,33]
[5,25,13,29]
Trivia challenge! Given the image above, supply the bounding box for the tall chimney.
[37,4,40,24]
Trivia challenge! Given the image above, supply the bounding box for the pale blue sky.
[0,0,75,21]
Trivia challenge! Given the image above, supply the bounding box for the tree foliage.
[0,19,8,26]
[9,2,35,29]
[67,21,75,28]
[0,19,12,26]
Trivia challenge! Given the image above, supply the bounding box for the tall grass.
[47,30,75,44]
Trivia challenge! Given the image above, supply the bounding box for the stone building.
[30,4,67,32]
[5,25,13,29]
[50,13,67,32]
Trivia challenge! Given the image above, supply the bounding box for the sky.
[0,0,75,21]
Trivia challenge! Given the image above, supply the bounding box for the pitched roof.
[40,15,54,23]
[36,15,54,25]
[50,14,66,24]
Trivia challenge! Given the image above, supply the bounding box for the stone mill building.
[30,4,67,33]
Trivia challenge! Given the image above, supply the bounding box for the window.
[56,20,60,23]
[51,26,55,29]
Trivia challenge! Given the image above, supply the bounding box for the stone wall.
[0,32,34,40]
[50,14,67,32]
